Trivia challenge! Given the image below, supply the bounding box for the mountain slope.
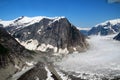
[114,32,120,41]
[1,16,88,54]
[0,26,34,80]
[88,19,120,35]
[0,26,62,80]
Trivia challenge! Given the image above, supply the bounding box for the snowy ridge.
[88,18,120,35]
[0,20,13,27]
[95,18,120,27]
[0,16,65,28]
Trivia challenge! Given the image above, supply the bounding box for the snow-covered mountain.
[0,16,65,28]
[0,16,88,54]
[0,26,64,80]
[0,16,66,34]
[88,19,120,35]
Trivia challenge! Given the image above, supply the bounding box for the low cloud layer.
[56,34,120,78]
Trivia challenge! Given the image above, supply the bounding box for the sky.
[0,0,120,27]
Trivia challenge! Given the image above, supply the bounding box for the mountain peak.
[88,18,120,35]
[14,16,26,22]
[95,18,120,27]
[4,16,88,53]
[0,16,66,28]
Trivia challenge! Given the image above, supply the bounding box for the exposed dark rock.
[0,27,33,80]
[8,17,88,53]
[113,33,120,41]
[0,17,89,80]
[111,76,120,80]
[88,19,120,36]
[0,26,62,80]
[17,62,47,80]
[17,62,62,80]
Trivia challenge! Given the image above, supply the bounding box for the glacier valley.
[55,34,120,79]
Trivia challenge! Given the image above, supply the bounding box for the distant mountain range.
[88,19,120,35]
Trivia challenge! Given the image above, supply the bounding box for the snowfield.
[0,16,65,28]
[55,34,120,79]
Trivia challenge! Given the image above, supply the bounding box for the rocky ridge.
[0,16,88,54]
[88,19,120,35]
[0,26,64,80]
[114,32,120,41]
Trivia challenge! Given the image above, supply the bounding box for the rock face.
[0,26,33,80]
[88,19,120,35]
[17,62,62,80]
[113,33,120,41]
[0,26,62,80]
[1,16,88,54]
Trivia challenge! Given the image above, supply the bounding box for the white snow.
[20,39,39,50]
[18,38,69,53]
[15,65,21,70]
[37,43,48,51]
[55,69,70,80]
[37,43,58,52]
[55,34,120,79]
[35,77,39,80]
[45,66,54,80]
[37,43,68,53]
[95,19,120,27]
[77,27,91,30]
[52,16,65,22]
[48,16,65,25]
[104,25,117,33]
[0,16,65,28]
[103,26,109,29]
[27,32,31,34]
[73,47,77,51]
[25,61,36,66]
[58,48,69,54]
[37,29,42,34]
[14,16,44,28]
[0,20,13,26]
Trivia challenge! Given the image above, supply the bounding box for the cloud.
[56,34,120,79]
[107,0,120,3]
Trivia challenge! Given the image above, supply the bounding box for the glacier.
[55,34,120,79]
